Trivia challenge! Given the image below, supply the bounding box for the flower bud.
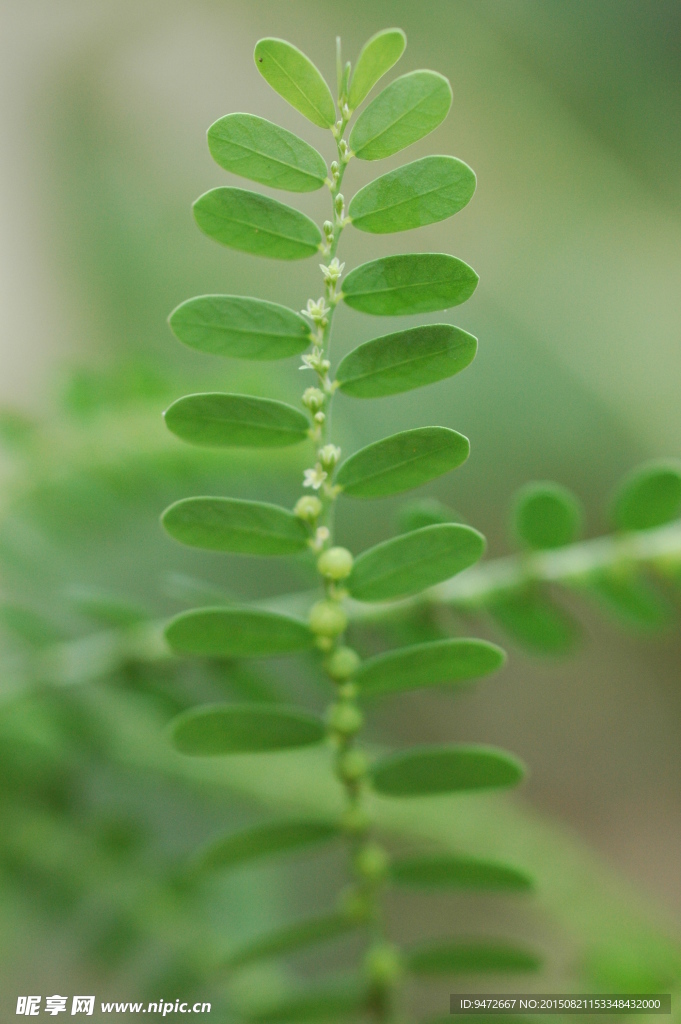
[309,600,347,637]
[318,444,341,470]
[317,546,353,580]
[302,387,325,412]
[294,496,322,522]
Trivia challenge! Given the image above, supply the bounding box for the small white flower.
[301,297,330,327]
[320,257,345,285]
[303,464,328,490]
[299,350,323,371]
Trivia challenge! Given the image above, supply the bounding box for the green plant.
[161,28,542,1021]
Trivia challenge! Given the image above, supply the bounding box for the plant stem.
[299,119,400,1022]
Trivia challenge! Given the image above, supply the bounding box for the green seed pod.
[364,942,403,986]
[337,749,369,782]
[317,546,354,580]
[309,600,347,637]
[325,645,361,681]
[327,702,364,736]
[355,841,389,882]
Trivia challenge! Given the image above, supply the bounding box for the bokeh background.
[1,0,680,1018]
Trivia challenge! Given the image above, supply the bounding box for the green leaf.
[164,393,310,448]
[512,481,582,550]
[611,460,681,531]
[170,703,325,756]
[162,497,309,556]
[349,70,452,160]
[193,187,322,260]
[585,570,673,630]
[169,295,312,361]
[224,914,358,970]
[342,254,478,316]
[356,638,505,696]
[336,427,469,499]
[349,157,476,234]
[207,114,327,192]
[336,324,476,399]
[165,607,313,657]
[196,819,339,874]
[392,854,534,892]
[349,524,485,602]
[243,979,364,1024]
[407,939,542,975]
[347,28,406,111]
[487,588,581,655]
[254,38,336,129]
[398,498,465,532]
[370,744,526,797]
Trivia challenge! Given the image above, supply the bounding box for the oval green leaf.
[356,638,505,696]
[392,854,534,892]
[224,913,359,970]
[349,157,476,234]
[487,588,580,655]
[165,607,313,657]
[348,28,406,111]
[512,481,582,550]
[193,187,322,260]
[370,744,526,797]
[162,497,309,556]
[336,324,476,399]
[197,819,339,874]
[244,979,365,1024]
[585,570,672,630]
[349,524,485,603]
[611,460,681,531]
[207,114,327,192]
[168,295,312,361]
[408,939,542,975]
[254,38,336,129]
[171,703,325,756]
[349,70,452,160]
[336,427,469,499]
[164,393,310,448]
[342,254,478,316]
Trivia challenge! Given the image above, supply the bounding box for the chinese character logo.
[71,997,95,1016]
[45,996,68,1015]
[16,997,41,1016]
